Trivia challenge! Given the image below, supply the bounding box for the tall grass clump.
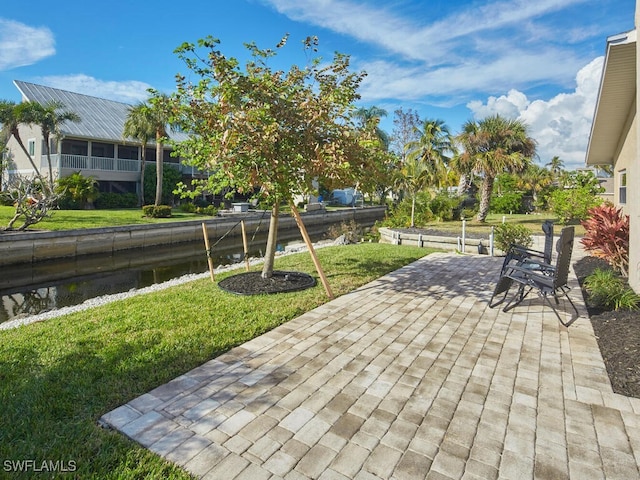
[584,268,640,311]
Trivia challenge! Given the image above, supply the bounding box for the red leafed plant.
[580,204,630,276]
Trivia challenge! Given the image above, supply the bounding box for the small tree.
[3,176,59,231]
[123,102,155,206]
[164,35,384,283]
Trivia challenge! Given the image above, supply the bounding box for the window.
[61,139,88,156]
[28,139,35,156]
[91,142,115,158]
[117,145,139,160]
[620,170,627,205]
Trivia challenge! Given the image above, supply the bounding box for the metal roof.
[13,80,188,144]
[585,30,637,166]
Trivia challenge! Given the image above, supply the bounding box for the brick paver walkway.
[101,251,640,479]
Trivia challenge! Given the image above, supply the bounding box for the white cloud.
[358,47,585,101]
[264,0,589,64]
[0,19,55,70]
[466,57,604,169]
[35,74,153,104]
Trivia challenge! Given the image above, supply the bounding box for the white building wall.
[630,0,640,292]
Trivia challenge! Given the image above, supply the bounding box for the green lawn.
[0,205,204,231]
[0,205,583,236]
[0,243,430,479]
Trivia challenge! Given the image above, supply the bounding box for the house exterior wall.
[630,0,640,292]
[5,124,44,176]
[613,107,637,209]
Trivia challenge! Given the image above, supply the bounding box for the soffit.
[586,31,637,166]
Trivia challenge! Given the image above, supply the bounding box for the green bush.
[143,164,182,205]
[94,192,138,209]
[382,191,433,228]
[493,223,532,252]
[142,205,172,218]
[490,192,524,214]
[584,268,640,311]
[196,205,218,216]
[55,172,99,209]
[179,202,197,213]
[549,187,601,224]
[429,192,462,221]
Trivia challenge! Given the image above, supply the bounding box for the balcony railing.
[43,154,140,172]
[40,155,206,175]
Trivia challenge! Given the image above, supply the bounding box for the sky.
[0,0,635,170]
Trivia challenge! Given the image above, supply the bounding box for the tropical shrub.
[383,191,433,228]
[493,223,532,252]
[142,205,172,218]
[580,204,629,276]
[429,192,462,221]
[490,192,524,214]
[179,202,197,213]
[55,171,99,209]
[548,187,600,224]
[584,268,639,311]
[94,192,138,209]
[196,205,218,216]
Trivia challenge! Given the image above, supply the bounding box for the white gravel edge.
[1,240,340,331]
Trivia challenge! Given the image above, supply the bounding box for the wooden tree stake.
[289,203,334,299]
[201,222,215,282]
[241,220,251,272]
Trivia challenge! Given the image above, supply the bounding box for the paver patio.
[101,249,640,479]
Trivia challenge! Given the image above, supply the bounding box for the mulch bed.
[218,270,316,295]
[573,256,640,398]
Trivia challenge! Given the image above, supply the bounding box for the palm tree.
[355,106,390,150]
[545,155,564,185]
[519,164,552,207]
[394,156,431,227]
[454,115,536,222]
[148,96,170,206]
[34,101,81,184]
[407,118,455,187]
[123,102,155,206]
[0,100,42,177]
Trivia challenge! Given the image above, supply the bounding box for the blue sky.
[0,0,635,169]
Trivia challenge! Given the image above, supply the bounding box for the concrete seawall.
[0,206,386,267]
[378,226,551,256]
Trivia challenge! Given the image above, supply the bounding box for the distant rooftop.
[13,80,188,144]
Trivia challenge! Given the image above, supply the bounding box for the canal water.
[0,225,336,323]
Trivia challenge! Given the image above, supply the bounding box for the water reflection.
[0,226,329,323]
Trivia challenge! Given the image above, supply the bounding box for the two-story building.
[3,80,198,196]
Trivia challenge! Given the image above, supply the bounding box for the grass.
[0,205,366,231]
[0,243,430,479]
[1,206,585,237]
[0,205,203,231]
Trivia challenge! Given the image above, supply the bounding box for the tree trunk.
[261,202,279,279]
[139,145,146,206]
[154,138,163,206]
[457,173,468,196]
[476,176,494,222]
[410,195,416,227]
